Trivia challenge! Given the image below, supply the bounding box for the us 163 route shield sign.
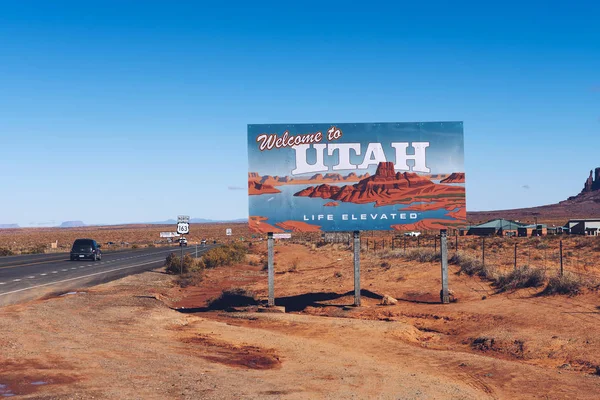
[247,122,466,233]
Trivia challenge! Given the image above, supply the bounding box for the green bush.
[202,243,247,269]
[165,253,201,274]
[539,274,583,296]
[494,266,545,293]
[0,247,14,256]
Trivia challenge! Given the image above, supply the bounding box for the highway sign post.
[226,228,232,236]
[177,216,190,274]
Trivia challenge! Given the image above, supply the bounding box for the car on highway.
[70,238,102,261]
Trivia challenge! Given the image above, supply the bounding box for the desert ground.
[1,225,600,399]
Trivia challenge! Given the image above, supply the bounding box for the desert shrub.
[539,274,583,296]
[288,258,299,273]
[147,243,156,248]
[202,243,247,269]
[494,266,545,293]
[593,242,600,252]
[0,247,14,256]
[574,239,589,249]
[175,272,203,288]
[403,248,441,263]
[380,261,391,270]
[207,288,258,309]
[450,253,495,280]
[334,271,343,278]
[131,244,139,249]
[536,241,549,250]
[165,253,200,274]
[21,244,46,255]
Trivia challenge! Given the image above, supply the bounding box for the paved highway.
[0,245,215,306]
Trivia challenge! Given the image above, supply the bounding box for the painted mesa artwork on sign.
[248,122,466,233]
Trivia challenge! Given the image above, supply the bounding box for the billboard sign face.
[160,232,180,238]
[248,122,466,233]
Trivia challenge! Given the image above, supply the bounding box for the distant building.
[517,224,547,237]
[564,219,600,236]
[464,219,525,237]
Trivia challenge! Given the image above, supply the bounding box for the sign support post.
[353,230,361,306]
[180,239,184,275]
[440,229,449,304]
[268,232,275,307]
[176,215,190,275]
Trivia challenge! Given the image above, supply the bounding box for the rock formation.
[248,181,281,195]
[295,162,465,207]
[440,172,465,184]
[578,167,600,195]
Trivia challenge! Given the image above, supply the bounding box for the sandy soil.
[1,242,600,399]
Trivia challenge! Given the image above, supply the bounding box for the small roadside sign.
[226,228,232,236]
[273,233,291,239]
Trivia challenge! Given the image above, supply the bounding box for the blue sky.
[1,1,598,226]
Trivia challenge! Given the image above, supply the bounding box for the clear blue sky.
[1,1,598,226]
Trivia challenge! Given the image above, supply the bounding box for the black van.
[70,238,102,261]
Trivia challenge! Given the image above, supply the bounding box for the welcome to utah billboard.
[248,122,465,233]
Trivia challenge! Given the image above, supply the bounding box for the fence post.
[455,235,458,256]
[560,240,563,276]
[417,235,420,248]
[353,231,361,306]
[382,239,385,251]
[434,235,437,253]
[514,242,517,270]
[392,238,395,250]
[440,229,449,304]
[482,237,485,266]
[267,232,275,307]
[404,236,407,254]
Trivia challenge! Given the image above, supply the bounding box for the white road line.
[13,279,21,282]
[41,273,47,276]
[52,271,58,274]
[0,282,5,285]
[71,267,77,270]
[28,276,36,279]
[61,269,68,272]
[79,266,85,268]
[0,259,165,297]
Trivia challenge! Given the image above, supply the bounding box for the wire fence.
[286,231,600,283]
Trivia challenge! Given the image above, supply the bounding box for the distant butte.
[468,167,600,224]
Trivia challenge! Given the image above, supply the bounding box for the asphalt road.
[0,244,216,306]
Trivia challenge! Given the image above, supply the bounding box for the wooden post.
[560,240,563,276]
[353,231,361,306]
[267,232,274,307]
[514,242,517,270]
[440,230,449,304]
[482,237,485,266]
